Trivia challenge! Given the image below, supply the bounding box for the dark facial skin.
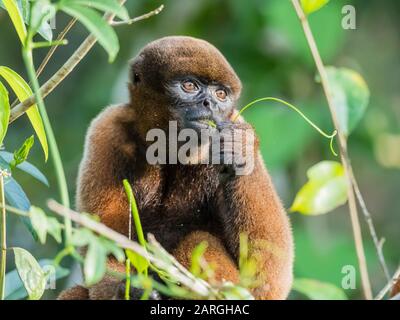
[166,76,235,131]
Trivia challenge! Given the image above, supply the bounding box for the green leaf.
[0,81,10,144]
[292,278,347,300]
[61,3,119,62]
[29,0,56,39]
[300,0,330,15]
[290,161,348,215]
[126,249,149,276]
[2,0,54,41]
[0,66,48,161]
[325,67,370,136]
[84,240,107,286]
[4,176,30,211]
[189,241,207,277]
[46,217,62,243]
[2,0,27,44]
[0,151,49,186]
[29,206,48,244]
[5,259,69,300]
[13,247,46,300]
[11,135,34,168]
[65,0,129,20]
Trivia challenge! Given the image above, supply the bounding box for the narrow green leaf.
[0,66,48,160]
[13,247,46,300]
[64,0,129,20]
[189,241,207,277]
[300,0,330,15]
[292,278,347,300]
[0,151,49,186]
[2,0,27,44]
[325,67,370,136]
[290,161,348,215]
[0,81,10,144]
[61,4,119,62]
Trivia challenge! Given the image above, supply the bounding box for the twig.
[375,265,400,300]
[349,168,391,281]
[47,200,214,298]
[10,18,77,109]
[9,2,163,123]
[111,4,164,26]
[291,0,373,299]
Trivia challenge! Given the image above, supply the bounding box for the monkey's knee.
[57,285,89,300]
[173,231,240,284]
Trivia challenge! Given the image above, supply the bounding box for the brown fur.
[59,36,293,300]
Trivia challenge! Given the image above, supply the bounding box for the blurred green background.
[0,0,399,299]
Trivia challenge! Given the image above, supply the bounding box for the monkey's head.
[129,36,242,134]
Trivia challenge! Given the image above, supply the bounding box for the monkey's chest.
[135,165,220,249]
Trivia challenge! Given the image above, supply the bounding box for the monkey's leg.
[57,285,90,300]
[173,230,240,285]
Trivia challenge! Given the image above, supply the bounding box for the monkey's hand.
[114,281,161,300]
[216,121,259,178]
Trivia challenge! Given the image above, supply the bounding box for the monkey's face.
[166,76,234,131]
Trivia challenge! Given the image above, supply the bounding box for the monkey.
[58,36,293,300]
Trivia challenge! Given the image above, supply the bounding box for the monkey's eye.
[181,81,198,93]
[215,89,227,101]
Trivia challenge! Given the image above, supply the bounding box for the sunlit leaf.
[0,81,10,144]
[220,282,254,300]
[5,259,69,300]
[189,241,207,277]
[292,278,347,300]
[126,249,149,276]
[290,161,348,215]
[0,66,48,160]
[13,247,46,300]
[325,67,370,136]
[60,3,119,62]
[301,0,330,15]
[0,151,48,186]
[66,0,129,20]
[2,0,27,44]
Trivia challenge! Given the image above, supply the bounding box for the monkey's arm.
[216,130,293,300]
[74,105,135,299]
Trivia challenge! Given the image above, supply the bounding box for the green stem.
[125,257,131,300]
[234,97,338,156]
[22,44,72,245]
[0,174,6,300]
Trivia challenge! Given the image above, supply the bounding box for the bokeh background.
[0,0,399,299]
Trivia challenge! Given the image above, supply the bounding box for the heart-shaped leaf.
[301,0,330,15]
[5,259,69,300]
[292,278,347,300]
[13,247,46,300]
[325,67,370,136]
[290,161,348,215]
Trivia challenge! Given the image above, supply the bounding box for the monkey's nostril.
[203,99,210,107]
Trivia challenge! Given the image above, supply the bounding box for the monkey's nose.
[203,99,210,108]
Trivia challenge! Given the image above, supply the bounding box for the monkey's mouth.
[186,117,216,130]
